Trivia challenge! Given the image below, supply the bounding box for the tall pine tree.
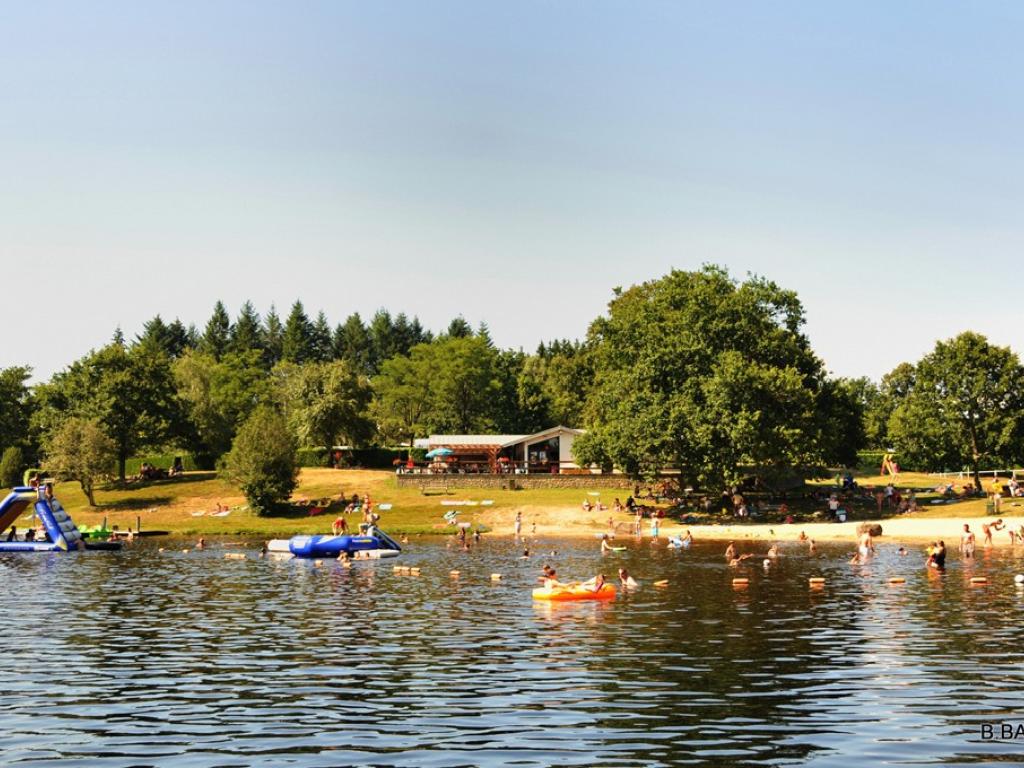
[231,301,264,355]
[282,301,314,363]
[200,301,232,360]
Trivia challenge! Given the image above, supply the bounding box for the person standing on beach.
[514,511,522,538]
[981,519,1003,547]
[961,524,976,557]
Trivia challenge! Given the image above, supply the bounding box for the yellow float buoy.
[888,577,905,584]
[732,578,749,586]
[809,577,826,586]
[654,579,669,587]
[450,570,461,578]
[410,567,421,576]
[970,576,988,584]
[491,573,502,581]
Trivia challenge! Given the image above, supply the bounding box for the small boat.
[267,529,402,559]
[532,583,617,601]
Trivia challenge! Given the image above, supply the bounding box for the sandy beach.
[482,505,1024,546]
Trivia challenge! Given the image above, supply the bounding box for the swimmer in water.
[808,539,816,553]
[766,543,779,559]
[618,568,639,589]
[600,533,614,553]
[897,546,907,556]
[197,537,206,549]
[858,530,874,560]
[724,542,736,561]
[729,553,754,567]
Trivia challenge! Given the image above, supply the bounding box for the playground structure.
[0,486,87,552]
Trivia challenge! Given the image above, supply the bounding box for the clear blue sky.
[2,1,1022,381]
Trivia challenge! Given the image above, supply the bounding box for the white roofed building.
[425,426,586,474]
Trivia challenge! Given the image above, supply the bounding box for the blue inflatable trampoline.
[267,529,402,559]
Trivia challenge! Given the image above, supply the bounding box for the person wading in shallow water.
[961,524,976,558]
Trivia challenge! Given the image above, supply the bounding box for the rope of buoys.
[970,576,988,584]
[410,567,421,576]
[809,577,826,586]
[732,578,749,586]
[888,577,905,584]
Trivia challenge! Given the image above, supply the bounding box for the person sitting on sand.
[724,542,736,561]
[729,553,754,567]
[601,533,614,553]
[613,498,623,512]
[961,524,976,557]
[618,568,639,589]
[582,498,592,512]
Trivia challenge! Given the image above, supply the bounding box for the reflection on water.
[2,536,1024,766]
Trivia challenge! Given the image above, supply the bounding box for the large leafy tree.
[372,336,501,440]
[173,349,269,463]
[45,417,116,506]
[887,332,1024,489]
[34,344,183,481]
[277,361,374,449]
[574,266,850,488]
[372,349,439,445]
[0,366,33,455]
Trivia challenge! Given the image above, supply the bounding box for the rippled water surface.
[3,535,1024,767]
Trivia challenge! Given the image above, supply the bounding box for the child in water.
[618,568,639,589]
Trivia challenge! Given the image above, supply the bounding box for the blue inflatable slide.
[0,486,87,552]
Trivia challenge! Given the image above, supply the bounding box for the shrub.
[224,407,299,515]
[0,446,24,487]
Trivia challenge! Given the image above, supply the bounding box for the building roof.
[427,426,584,449]
[427,434,527,447]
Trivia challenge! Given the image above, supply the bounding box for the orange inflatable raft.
[532,583,617,601]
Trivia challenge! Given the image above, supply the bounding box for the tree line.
[2,268,1022,508]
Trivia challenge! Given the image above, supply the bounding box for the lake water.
[2,535,1024,767]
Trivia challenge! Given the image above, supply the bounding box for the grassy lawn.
[40,467,1019,538]
[51,469,634,537]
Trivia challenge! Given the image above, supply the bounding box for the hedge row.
[296,447,429,469]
